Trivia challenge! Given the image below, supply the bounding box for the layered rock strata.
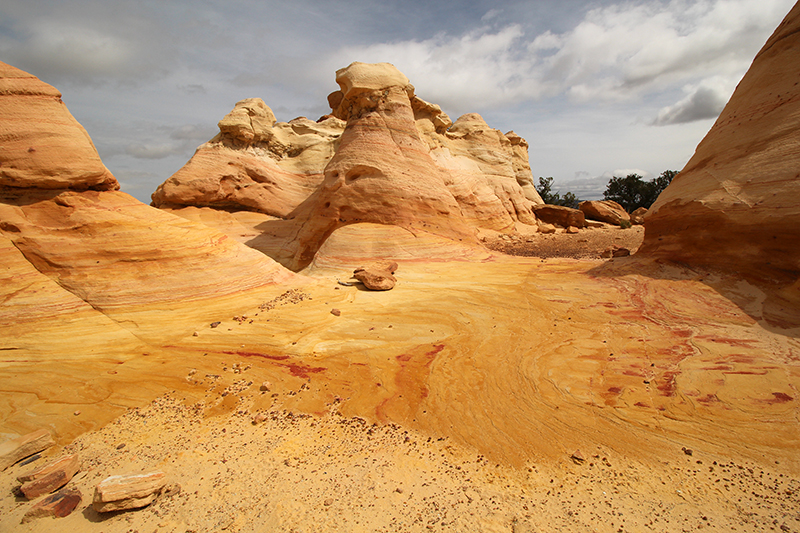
[0,62,118,191]
[639,3,800,281]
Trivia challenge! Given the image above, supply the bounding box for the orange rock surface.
[0,62,118,191]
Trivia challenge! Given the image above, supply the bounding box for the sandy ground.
[2,392,798,533]
[483,225,645,259]
[1,226,799,532]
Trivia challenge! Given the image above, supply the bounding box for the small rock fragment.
[570,450,586,464]
[210,321,221,328]
[566,226,580,234]
[0,429,55,471]
[93,471,167,513]
[538,223,556,234]
[21,487,82,523]
[682,447,693,456]
[601,245,631,258]
[252,412,268,424]
[259,381,271,392]
[330,308,341,316]
[18,453,80,499]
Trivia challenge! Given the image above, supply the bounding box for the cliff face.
[638,3,800,282]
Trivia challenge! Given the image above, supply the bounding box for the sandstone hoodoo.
[638,2,800,282]
[153,62,545,270]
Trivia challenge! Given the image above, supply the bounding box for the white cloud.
[651,76,734,125]
[322,0,794,114]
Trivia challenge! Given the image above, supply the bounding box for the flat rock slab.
[0,429,54,471]
[93,471,166,513]
[18,453,79,499]
[21,487,82,523]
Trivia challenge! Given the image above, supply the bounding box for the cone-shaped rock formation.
[639,3,800,282]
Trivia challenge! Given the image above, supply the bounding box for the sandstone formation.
[3,10,800,529]
[151,99,344,217]
[0,62,118,191]
[630,206,647,225]
[154,62,544,270]
[21,488,82,523]
[580,200,630,226]
[638,2,800,282]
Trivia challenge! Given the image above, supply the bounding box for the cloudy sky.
[1,0,794,203]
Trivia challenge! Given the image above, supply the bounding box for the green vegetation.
[602,170,678,212]
[535,177,580,209]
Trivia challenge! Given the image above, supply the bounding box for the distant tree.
[603,171,677,212]
[536,177,581,209]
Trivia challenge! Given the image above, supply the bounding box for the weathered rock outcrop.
[0,62,118,191]
[151,99,344,217]
[0,65,303,345]
[638,3,800,281]
[154,62,544,269]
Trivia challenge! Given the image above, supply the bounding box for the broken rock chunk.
[18,453,80,499]
[92,471,167,513]
[21,487,82,523]
[0,429,55,471]
[353,261,399,291]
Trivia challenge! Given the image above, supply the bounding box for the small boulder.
[92,471,167,513]
[21,487,82,523]
[538,223,556,234]
[353,261,398,291]
[0,429,55,471]
[330,308,341,316]
[579,200,630,226]
[601,246,631,258]
[566,226,580,234]
[532,205,586,228]
[630,206,648,225]
[18,453,80,499]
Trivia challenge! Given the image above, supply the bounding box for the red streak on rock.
[634,402,649,408]
[697,394,719,404]
[704,366,733,371]
[286,363,325,379]
[657,371,679,397]
[226,350,289,361]
[695,335,759,348]
[766,392,793,404]
[722,370,768,375]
